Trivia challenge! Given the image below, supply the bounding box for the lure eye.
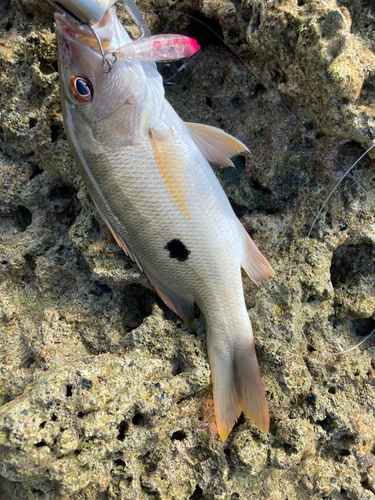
[68,75,93,104]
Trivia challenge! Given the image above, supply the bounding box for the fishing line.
[163,49,201,85]
[143,8,375,356]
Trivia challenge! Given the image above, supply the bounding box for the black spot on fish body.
[165,239,190,261]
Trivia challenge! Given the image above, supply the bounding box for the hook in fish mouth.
[55,12,113,52]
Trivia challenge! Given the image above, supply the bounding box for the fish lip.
[54,12,92,40]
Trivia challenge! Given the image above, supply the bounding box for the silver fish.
[55,6,274,440]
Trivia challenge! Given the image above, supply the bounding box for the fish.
[55,5,274,441]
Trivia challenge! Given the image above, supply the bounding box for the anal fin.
[241,225,274,285]
[186,122,249,167]
[144,270,195,326]
[91,198,194,325]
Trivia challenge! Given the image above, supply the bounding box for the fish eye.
[68,75,93,104]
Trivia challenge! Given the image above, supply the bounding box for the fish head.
[55,6,156,148]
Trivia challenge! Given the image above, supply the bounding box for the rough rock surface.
[0,0,375,498]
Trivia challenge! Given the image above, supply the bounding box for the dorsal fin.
[186,122,249,167]
[240,225,274,285]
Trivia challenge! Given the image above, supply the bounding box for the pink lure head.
[116,34,200,62]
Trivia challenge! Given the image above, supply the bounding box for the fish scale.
[56,5,274,440]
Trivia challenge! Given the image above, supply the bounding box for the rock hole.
[51,413,57,421]
[228,198,248,219]
[34,440,48,448]
[359,73,375,103]
[331,243,374,287]
[250,12,261,31]
[297,0,306,5]
[337,141,370,171]
[305,393,317,406]
[50,122,64,143]
[74,449,81,456]
[171,357,184,376]
[30,164,44,179]
[205,96,213,108]
[233,413,245,431]
[15,205,32,232]
[171,430,187,441]
[39,421,47,429]
[328,387,336,394]
[114,458,126,467]
[22,355,35,367]
[231,494,240,500]
[189,485,204,500]
[39,62,56,75]
[21,254,36,284]
[132,412,147,426]
[338,449,351,457]
[77,412,86,418]
[117,420,129,441]
[89,281,113,298]
[316,416,334,432]
[283,443,298,455]
[250,179,272,195]
[31,489,45,497]
[188,11,224,47]
[123,284,155,332]
[351,317,375,337]
[66,384,73,397]
[29,117,37,128]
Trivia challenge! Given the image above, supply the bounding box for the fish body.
[55,7,274,440]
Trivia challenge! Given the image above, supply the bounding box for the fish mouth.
[55,11,112,51]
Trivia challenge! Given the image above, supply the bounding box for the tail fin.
[210,339,269,441]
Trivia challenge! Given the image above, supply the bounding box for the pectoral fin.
[186,122,249,167]
[150,128,191,219]
[241,225,274,285]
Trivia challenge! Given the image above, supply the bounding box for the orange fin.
[186,122,249,167]
[91,198,143,273]
[209,338,269,441]
[234,340,269,434]
[144,270,195,325]
[150,128,191,219]
[241,225,274,285]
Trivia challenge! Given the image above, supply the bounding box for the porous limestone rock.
[0,0,374,499]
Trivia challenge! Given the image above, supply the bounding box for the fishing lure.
[51,0,274,440]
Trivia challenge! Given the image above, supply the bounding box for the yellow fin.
[186,122,249,167]
[234,340,269,434]
[241,225,274,285]
[150,128,191,219]
[144,270,195,325]
[91,199,143,273]
[210,338,269,441]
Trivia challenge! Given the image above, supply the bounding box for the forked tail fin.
[209,338,269,441]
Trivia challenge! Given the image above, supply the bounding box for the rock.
[0,0,375,499]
